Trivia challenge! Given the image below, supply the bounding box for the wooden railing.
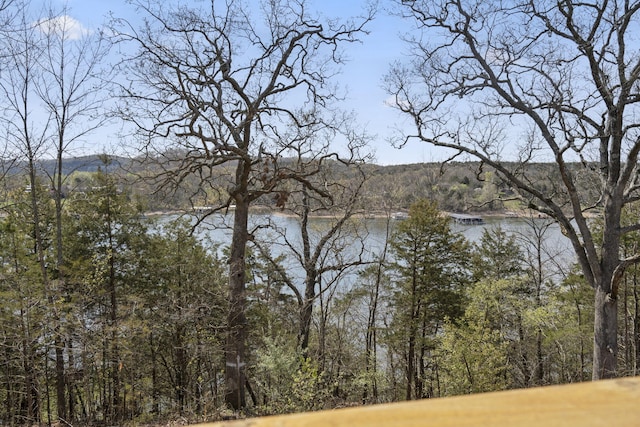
[197,377,640,427]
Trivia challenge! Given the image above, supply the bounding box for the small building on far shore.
[449,213,484,225]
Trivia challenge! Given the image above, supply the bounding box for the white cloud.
[35,15,92,40]
[384,94,410,110]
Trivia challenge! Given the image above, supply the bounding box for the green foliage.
[0,213,50,424]
[389,200,471,322]
[472,226,525,282]
[445,224,595,390]
[254,337,328,415]
[475,171,501,210]
[246,246,298,341]
[0,167,231,424]
[464,277,529,335]
[386,199,471,399]
[0,166,627,421]
[544,272,594,382]
[437,276,523,395]
[130,218,228,416]
[438,319,509,396]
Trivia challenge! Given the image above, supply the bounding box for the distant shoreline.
[143,206,557,221]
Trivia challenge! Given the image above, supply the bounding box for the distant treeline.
[1,154,584,215]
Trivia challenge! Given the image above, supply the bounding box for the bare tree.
[35,5,110,275]
[111,0,372,409]
[0,0,16,39]
[388,0,640,380]
[33,7,110,421]
[251,121,371,357]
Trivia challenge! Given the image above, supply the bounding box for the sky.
[39,0,435,165]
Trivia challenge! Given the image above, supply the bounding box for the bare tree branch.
[389,0,640,380]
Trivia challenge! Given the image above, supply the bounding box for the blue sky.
[46,0,435,165]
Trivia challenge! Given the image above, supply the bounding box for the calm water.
[157,212,575,286]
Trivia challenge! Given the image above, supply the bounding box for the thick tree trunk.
[299,277,315,354]
[298,188,315,356]
[225,198,249,410]
[593,285,618,379]
[634,279,640,375]
[623,276,631,375]
[593,202,621,380]
[55,338,66,421]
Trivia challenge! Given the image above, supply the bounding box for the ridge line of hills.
[2,155,566,215]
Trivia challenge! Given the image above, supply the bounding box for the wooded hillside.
[2,155,588,216]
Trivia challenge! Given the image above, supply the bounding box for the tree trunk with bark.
[634,276,640,375]
[299,278,316,355]
[593,286,618,379]
[225,194,250,410]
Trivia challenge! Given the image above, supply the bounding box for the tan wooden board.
[197,377,640,427]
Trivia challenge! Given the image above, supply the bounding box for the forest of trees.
[2,0,640,425]
[5,167,640,425]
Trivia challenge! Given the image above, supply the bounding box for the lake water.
[159,212,575,286]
